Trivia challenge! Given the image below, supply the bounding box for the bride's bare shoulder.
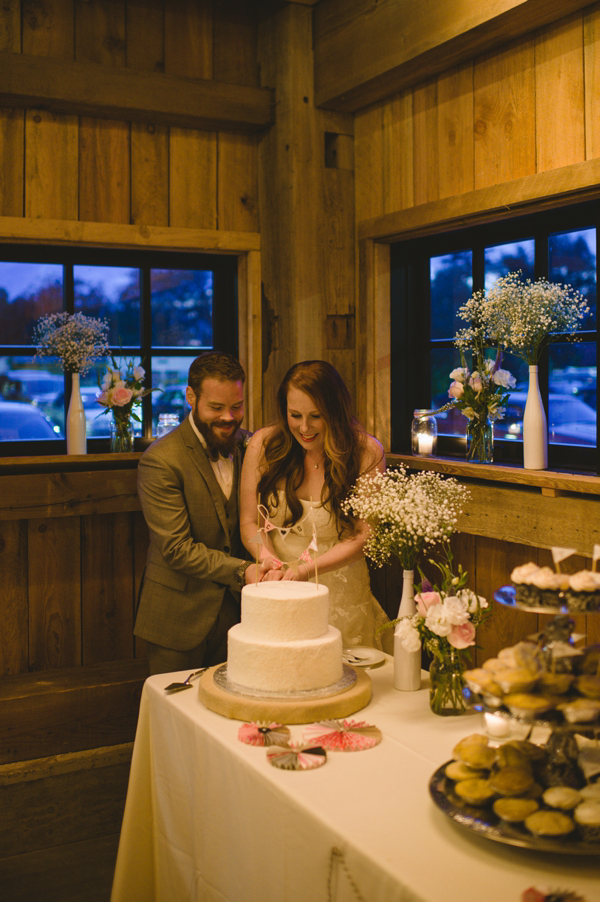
[361,433,386,473]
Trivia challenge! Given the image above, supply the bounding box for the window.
[390,201,598,472]
[0,246,238,455]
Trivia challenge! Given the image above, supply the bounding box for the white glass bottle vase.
[66,372,87,455]
[393,569,421,691]
[523,365,548,470]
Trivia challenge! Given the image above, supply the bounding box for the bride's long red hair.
[257,361,372,537]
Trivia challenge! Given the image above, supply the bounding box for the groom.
[135,351,269,675]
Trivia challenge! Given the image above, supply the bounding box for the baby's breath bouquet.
[468,270,590,365]
[342,465,469,570]
[33,312,110,374]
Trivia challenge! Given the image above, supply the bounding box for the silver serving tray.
[494,584,570,614]
[213,662,357,700]
[429,762,600,855]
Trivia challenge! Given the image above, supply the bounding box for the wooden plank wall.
[0,0,259,232]
[354,3,600,666]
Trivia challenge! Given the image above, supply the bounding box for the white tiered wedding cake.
[227,581,343,693]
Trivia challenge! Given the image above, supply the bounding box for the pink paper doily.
[267,743,327,771]
[302,718,382,751]
[238,722,291,747]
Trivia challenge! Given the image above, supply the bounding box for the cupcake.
[495,668,539,694]
[574,800,600,842]
[576,674,600,700]
[489,766,534,797]
[510,562,541,605]
[524,810,575,838]
[565,570,600,612]
[453,734,497,770]
[537,672,574,695]
[504,693,555,719]
[542,786,582,811]
[493,797,539,823]
[580,783,600,801]
[530,567,569,608]
[559,697,600,724]
[454,778,496,806]
[444,760,486,782]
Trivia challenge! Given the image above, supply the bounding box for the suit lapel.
[180,418,230,538]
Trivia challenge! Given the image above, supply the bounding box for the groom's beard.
[192,408,243,457]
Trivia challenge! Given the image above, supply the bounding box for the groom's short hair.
[188,351,245,396]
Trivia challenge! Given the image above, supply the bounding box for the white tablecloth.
[111,659,600,902]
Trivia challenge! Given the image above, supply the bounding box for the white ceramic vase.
[393,568,421,691]
[523,365,547,470]
[66,372,87,455]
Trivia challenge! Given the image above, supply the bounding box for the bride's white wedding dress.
[267,493,391,650]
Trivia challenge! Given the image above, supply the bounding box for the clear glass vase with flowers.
[343,466,470,691]
[96,356,159,452]
[393,546,490,715]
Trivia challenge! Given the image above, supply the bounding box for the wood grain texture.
[125,0,164,73]
[474,36,536,189]
[0,470,140,520]
[74,0,126,67]
[22,0,74,58]
[81,512,134,664]
[213,0,258,87]
[0,0,20,52]
[217,132,259,232]
[584,6,600,161]
[169,126,217,229]
[437,62,474,199]
[131,121,169,227]
[535,13,585,173]
[78,117,130,223]
[0,107,24,216]
[28,517,82,670]
[413,78,439,206]
[0,520,28,676]
[25,109,78,220]
[164,0,212,79]
[354,102,384,222]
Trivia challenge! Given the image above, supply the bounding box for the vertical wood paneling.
[437,62,474,199]
[354,103,384,222]
[25,110,78,220]
[0,520,28,676]
[217,133,259,232]
[82,513,133,664]
[126,0,164,72]
[0,109,24,216]
[131,122,168,226]
[79,118,130,223]
[22,0,74,58]
[74,0,126,66]
[412,78,439,205]
[213,0,258,87]
[164,0,212,79]
[584,7,600,161]
[535,14,585,173]
[132,510,149,660]
[0,0,20,51]
[382,90,413,214]
[28,517,81,670]
[474,37,536,189]
[169,127,217,228]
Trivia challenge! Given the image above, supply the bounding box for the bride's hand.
[282,562,309,581]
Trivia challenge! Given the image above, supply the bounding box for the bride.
[239,360,392,650]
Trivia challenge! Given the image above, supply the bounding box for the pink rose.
[448,621,476,649]
[448,381,464,399]
[111,387,134,407]
[415,591,442,616]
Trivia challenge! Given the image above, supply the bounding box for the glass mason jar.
[466,416,493,463]
[411,409,438,457]
[429,650,467,716]
[110,415,134,453]
[157,413,180,437]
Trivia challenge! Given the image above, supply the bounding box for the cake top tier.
[242,582,329,601]
[241,580,330,641]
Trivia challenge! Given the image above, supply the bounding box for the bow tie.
[207,449,230,462]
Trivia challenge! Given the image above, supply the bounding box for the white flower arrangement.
[342,465,470,570]
[34,312,110,374]
[96,356,156,423]
[459,270,590,365]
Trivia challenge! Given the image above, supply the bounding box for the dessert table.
[110,658,600,902]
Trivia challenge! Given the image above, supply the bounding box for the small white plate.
[342,647,386,668]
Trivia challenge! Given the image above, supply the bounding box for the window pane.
[548,342,596,447]
[74,265,140,345]
[484,240,534,290]
[151,270,213,347]
[0,262,63,344]
[548,228,596,330]
[430,252,472,340]
[431,347,465,437]
[151,355,197,433]
[0,356,63,440]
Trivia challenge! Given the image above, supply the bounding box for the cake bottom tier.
[227,624,343,692]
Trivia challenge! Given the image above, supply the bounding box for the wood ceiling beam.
[0,52,274,133]
[314,0,595,111]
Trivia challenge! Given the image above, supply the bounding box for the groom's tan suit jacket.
[134,416,247,651]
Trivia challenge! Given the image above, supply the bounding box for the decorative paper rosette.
[302,719,382,751]
[238,722,291,747]
[267,743,327,771]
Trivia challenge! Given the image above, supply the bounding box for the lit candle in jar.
[417,433,434,455]
[483,712,510,739]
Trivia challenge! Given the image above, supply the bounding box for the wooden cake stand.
[198,664,372,724]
